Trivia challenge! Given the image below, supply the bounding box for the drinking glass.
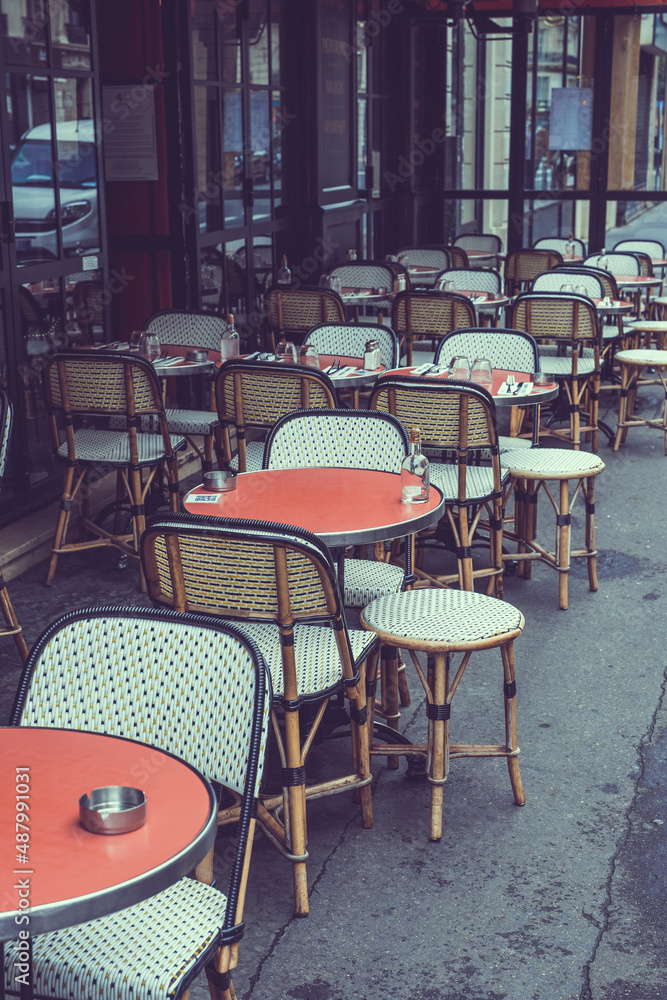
[300,344,320,368]
[575,284,589,297]
[138,330,160,361]
[449,355,471,380]
[329,275,342,294]
[319,274,331,289]
[441,279,455,292]
[559,282,574,294]
[471,358,493,389]
[275,341,298,364]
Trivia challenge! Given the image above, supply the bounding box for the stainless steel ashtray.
[203,471,237,492]
[79,786,147,835]
[186,349,209,363]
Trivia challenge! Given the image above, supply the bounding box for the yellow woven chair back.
[265,287,346,338]
[216,361,336,429]
[391,291,476,338]
[43,351,164,416]
[511,293,599,345]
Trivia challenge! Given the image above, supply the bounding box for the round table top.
[616,349,667,366]
[613,275,662,288]
[593,297,634,315]
[379,367,559,407]
[0,727,217,939]
[184,467,444,547]
[340,287,392,305]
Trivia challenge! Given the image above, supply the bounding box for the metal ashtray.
[79,786,147,835]
[203,470,237,492]
[532,372,552,386]
[186,349,209,363]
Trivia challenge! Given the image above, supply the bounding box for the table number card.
[188,494,221,504]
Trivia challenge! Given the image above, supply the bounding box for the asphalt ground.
[1,388,666,1000]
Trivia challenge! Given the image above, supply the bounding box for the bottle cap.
[409,427,421,444]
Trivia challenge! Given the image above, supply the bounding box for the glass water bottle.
[401,427,430,504]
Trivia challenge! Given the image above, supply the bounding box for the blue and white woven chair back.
[584,252,641,276]
[304,323,399,370]
[328,262,395,290]
[531,271,603,297]
[533,237,586,257]
[434,268,500,294]
[263,408,408,472]
[614,239,665,259]
[13,607,270,797]
[144,310,227,353]
[453,234,502,253]
[397,248,450,270]
[435,328,539,373]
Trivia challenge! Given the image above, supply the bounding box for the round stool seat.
[616,349,667,367]
[501,447,605,480]
[624,321,667,333]
[361,588,524,652]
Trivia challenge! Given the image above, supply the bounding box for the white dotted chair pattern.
[360,587,525,840]
[500,447,605,610]
[140,514,377,917]
[584,252,641,276]
[4,607,270,1000]
[435,268,501,295]
[304,323,399,371]
[533,236,586,258]
[614,239,665,259]
[144,310,228,474]
[397,248,451,285]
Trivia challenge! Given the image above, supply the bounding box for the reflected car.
[11,119,99,262]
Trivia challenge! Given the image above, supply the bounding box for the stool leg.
[428,652,448,842]
[283,708,309,917]
[556,479,571,611]
[380,644,400,770]
[397,661,411,707]
[501,641,525,806]
[585,474,598,593]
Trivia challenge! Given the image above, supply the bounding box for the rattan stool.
[360,588,525,841]
[501,448,605,610]
[623,320,667,350]
[613,349,667,454]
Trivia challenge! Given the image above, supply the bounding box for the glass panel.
[250,89,270,220]
[2,0,48,67]
[519,199,578,245]
[191,0,218,82]
[7,73,57,265]
[219,4,241,85]
[248,0,268,86]
[459,22,477,190]
[54,77,99,259]
[357,97,367,191]
[222,88,244,227]
[481,27,512,193]
[449,198,509,256]
[193,83,224,233]
[270,0,280,87]
[272,89,282,207]
[65,269,105,345]
[51,0,92,72]
[605,200,667,253]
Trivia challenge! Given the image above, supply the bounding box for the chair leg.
[46,466,77,586]
[500,641,525,806]
[380,644,400,769]
[282,708,310,916]
[397,660,411,706]
[556,479,571,611]
[0,570,29,662]
[585,474,598,593]
[427,652,448,842]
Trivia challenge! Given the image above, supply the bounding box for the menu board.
[102,86,159,181]
[320,0,352,190]
[549,89,593,151]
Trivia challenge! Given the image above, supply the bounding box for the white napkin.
[330,366,358,378]
[153,356,183,367]
[412,363,435,375]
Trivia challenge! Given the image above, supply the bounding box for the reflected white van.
[11,119,99,262]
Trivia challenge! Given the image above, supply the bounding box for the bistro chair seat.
[215,359,337,472]
[5,606,270,1000]
[360,587,525,840]
[143,310,227,474]
[0,390,28,662]
[141,514,377,918]
[500,447,605,610]
[43,352,184,591]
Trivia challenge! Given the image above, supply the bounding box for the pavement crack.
[579,664,667,1000]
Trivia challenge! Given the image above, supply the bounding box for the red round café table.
[183,467,445,548]
[0,727,217,939]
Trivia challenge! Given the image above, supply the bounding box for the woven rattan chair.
[504,248,563,296]
[434,267,503,326]
[140,513,378,917]
[144,310,228,474]
[453,233,503,269]
[396,247,452,287]
[42,351,185,590]
[434,328,539,449]
[264,286,346,349]
[614,239,665,259]
[360,587,525,840]
[263,408,412,740]
[0,391,28,662]
[443,245,470,268]
[391,290,476,366]
[584,251,641,276]
[303,322,399,371]
[500,448,605,610]
[511,292,601,450]
[328,261,396,321]
[5,605,269,1000]
[214,358,337,473]
[533,236,586,259]
[370,378,508,596]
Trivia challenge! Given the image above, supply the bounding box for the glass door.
[0,0,107,519]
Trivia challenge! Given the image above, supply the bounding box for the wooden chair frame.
[503,248,564,296]
[264,286,346,349]
[140,513,378,918]
[391,291,476,366]
[0,390,28,662]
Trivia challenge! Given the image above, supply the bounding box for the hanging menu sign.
[102,85,159,181]
[320,0,351,190]
[549,89,593,151]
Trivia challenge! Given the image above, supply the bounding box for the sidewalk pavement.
[1,391,666,1000]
